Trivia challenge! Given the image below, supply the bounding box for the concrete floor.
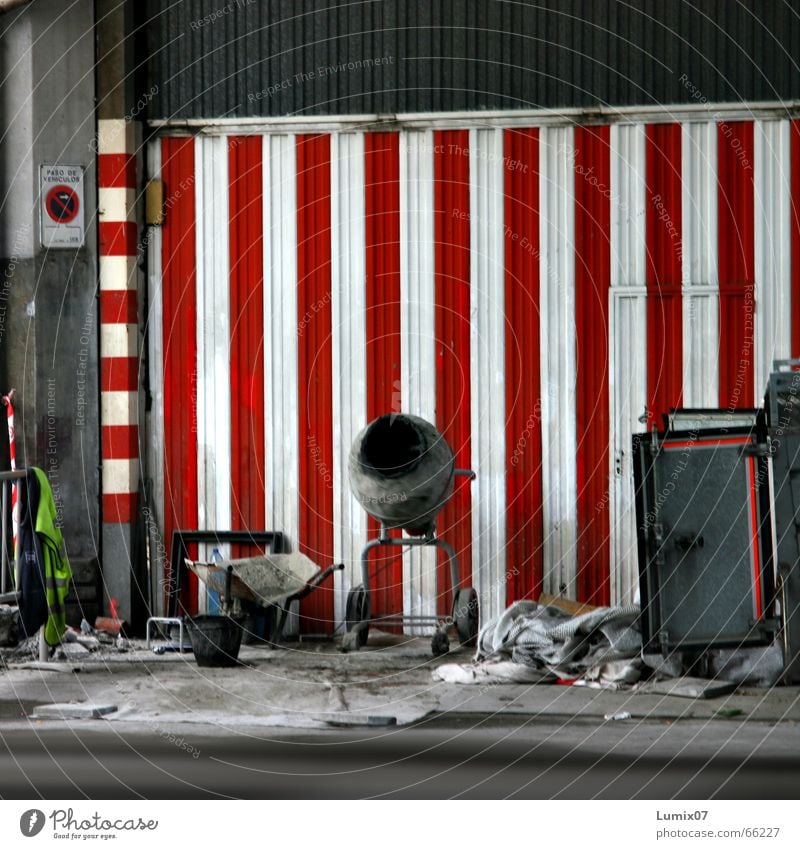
[1,632,798,798]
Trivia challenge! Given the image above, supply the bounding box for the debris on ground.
[0,604,18,646]
[431,598,784,695]
[637,676,738,700]
[31,702,118,720]
[604,711,632,721]
[55,642,91,661]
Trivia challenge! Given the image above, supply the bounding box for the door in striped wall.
[146,118,800,632]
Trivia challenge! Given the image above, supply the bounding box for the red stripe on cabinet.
[433,130,472,616]
[364,132,404,627]
[229,137,266,556]
[574,125,611,606]
[161,137,199,612]
[645,123,683,429]
[504,128,544,604]
[717,121,755,408]
[296,134,335,633]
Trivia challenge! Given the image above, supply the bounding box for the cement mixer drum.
[348,413,455,534]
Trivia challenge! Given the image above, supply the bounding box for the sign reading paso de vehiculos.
[40,164,85,248]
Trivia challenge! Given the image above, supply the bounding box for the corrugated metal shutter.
[148,114,798,629]
[140,0,800,120]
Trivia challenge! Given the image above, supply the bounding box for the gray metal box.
[634,428,774,654]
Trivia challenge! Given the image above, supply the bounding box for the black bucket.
[186,615,243,667]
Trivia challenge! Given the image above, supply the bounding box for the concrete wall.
[0,1,99,563]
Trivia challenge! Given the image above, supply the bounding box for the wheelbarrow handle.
[287,562,344,604]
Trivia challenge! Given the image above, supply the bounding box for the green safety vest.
[32,467,72,645]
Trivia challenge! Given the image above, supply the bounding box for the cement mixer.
[343,413,478,654]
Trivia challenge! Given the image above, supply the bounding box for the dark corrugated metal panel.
[140,1,800,120]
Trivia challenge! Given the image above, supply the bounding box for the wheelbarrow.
[184,552,343,644]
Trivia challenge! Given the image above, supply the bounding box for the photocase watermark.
[297,291,331,336]
[45,378,65,527]
[362,491,408,505]
[308,434,333,488]
[75,309,94,428]
[650,192,682,263]
[724,285,754,413]
[45,807,158,835]
[769,370,800,455]
[249,56,395,102]
[0,223,30,346]
[641,428,700,530]
[141,504,171,596]
[678,74,752,171]
[509,407,541,468]
[190,0,255,30]
[401,137,530,173]
[189,367,198,435]
[88,85,159,154]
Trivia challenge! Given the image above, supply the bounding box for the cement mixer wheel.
[453,588,478,646]
[345,586,370,648]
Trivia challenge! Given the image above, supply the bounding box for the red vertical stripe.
[717,121,755,408]
[646,122,683,427]
[574,126,611,606]
[229,137,266,556]
[433,130,472,615]
[364,132,403,626]
[791,121,800,359]
[161,137,198,612]
[504,128,543,604]
[296,134,334,633]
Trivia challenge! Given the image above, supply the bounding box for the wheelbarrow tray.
[185,552,321,606]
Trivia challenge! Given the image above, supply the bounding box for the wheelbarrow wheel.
[453,587,479,646]
[345,585,370,648]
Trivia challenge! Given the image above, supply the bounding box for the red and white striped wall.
[98,118,139,525]
[147,115,800,630]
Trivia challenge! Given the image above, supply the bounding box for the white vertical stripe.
[539,126,577,597]
[609,124,647,606]
[195,136,232,597]
[610,124,647,289]
[469,128,506,623]
[145,139,165,614]
[609,290,648,606]
[331,133,368,628]
[754,119,792,395]
[400,130,437,633]
[682,121,719,406]
[263,135,300,596]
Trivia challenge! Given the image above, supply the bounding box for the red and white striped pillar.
[98,116,140,618]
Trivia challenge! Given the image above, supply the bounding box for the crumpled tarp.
[434,601,643,687]
[433,599,786,689]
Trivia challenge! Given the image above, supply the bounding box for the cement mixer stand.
[343,470,478,655]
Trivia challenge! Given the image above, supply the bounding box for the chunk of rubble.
[55,642,91,661]
[0,605,18,647]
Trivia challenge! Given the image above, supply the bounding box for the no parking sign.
[40,164,85,248]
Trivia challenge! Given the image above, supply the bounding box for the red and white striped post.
[98,116,140,619]
[2,389,17,541]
